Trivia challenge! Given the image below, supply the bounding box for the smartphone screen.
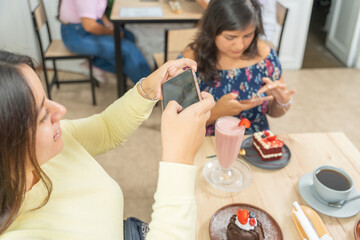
[162,69,201,110]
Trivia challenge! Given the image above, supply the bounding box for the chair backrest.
[164,28,198,62]
[275,1,288,55]
[31,0,52,59]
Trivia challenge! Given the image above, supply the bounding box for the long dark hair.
[0,50,52,234]
[191,0,264,82]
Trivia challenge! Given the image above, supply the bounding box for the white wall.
[355,36,360,69]
[0,0,82,72]
[325,0,360,67]
[1,0,313,71]
[277,0,313,70]
[0,0,39,61]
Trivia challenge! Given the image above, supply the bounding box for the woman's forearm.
[206,108,222,126]
[267,99,290,118]
[101,15,114,30]
[81,18,113,35]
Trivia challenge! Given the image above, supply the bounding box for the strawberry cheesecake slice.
[252,130,284,161]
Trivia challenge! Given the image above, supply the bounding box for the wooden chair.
[275,1,289,55]
[31,0,97,105]
[152,28,198,68]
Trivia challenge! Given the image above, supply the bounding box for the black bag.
[123,217,149,240]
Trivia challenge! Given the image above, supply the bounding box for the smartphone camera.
[161,69,201,110]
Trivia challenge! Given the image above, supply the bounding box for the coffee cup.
[312,165,353,203]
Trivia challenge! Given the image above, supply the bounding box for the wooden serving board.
[292,205,331,239]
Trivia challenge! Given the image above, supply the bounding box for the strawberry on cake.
[226,209,264,240]
[253,130,284,161]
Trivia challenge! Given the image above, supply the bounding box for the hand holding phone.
[161,92,215,165]
[161,69,202,111]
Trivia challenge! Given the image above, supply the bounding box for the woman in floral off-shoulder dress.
[179,0,296,135]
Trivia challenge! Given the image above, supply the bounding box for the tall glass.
[203,116,252,192]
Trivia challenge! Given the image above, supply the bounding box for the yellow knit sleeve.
[147,162,197,240]
[61,85,157,156]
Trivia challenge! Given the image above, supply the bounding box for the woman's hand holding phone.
[161,68,201,110]
[137,58,197,101]
[161,92,215,165]
[207,92,273,125]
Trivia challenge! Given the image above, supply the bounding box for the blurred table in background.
[110,0,203,97]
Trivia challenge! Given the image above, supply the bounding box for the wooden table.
[194,132,360,239]
[110,0,203,97]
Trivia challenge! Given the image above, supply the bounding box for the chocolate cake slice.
[226,210,265,240]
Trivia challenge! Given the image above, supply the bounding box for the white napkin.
[119,7,163,17]
[320,234,333,240]
[293,201,320,240]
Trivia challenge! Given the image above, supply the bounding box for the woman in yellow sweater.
[0,50,214,240]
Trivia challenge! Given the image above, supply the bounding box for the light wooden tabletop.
[194,132,360,239]
[110,0,203,22]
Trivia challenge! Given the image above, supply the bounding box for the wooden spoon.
[292,205,331,239]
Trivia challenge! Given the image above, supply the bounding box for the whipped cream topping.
[235,217,257,231]
[253,130,284,149]
[254,131,271,149]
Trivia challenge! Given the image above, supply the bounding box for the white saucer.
[298,172,360,218]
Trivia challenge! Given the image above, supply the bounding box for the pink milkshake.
[215,116,245,169]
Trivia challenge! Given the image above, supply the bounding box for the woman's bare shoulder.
[257,40,272,58]
[182,46,195,60]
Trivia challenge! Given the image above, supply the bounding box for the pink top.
[59,0,107,24]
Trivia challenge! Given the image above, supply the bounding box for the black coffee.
[316,169,351,191]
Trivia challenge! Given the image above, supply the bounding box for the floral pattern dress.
[179,48,282,135]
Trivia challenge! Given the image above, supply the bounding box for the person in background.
[258,0,277,42]
[0,50,215,239]
[196,0,277,42]
[180,0,296,135]
[58,0,151,83]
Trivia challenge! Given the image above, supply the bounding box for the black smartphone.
[161,69,201,110]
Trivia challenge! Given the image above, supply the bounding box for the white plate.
[298,172,360,218]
